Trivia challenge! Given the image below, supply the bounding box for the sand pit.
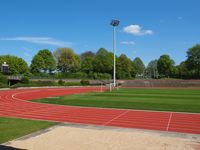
[4,124,200,150]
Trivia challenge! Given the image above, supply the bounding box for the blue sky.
[0,0,200,66]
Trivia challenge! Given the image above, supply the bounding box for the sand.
[4,124,200,150]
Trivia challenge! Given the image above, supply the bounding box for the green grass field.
[0,118,56,143]
[33,88,200,113]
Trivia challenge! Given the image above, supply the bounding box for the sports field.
[33,88,200,113]
[1,87,200,135]
[0,118,56,144]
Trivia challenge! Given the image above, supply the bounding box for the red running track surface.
[0,87,200,135]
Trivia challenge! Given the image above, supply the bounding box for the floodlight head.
[111,19,120,27]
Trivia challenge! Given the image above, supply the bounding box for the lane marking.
[166,112,173,131]
[103,110,129,125]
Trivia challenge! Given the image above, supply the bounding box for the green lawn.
[0,117,56,144]
[32,88,200,113]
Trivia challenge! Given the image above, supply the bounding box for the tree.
[157,55,175,77]
[80,51,95,60]
[81,56,94,74]
[133,57,145,77]
[30,49,56,74]
[116,54,133,79]
[30,55,45,73]
[39,49,56,73]
[0,55,29,75]
[93,48,113,74]
[178,61,190,79]
[54,48,80,73]
[186,44,200,78]
[146,60,159,78]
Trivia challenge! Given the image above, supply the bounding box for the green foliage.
[80,79,90,85]
[21,77,30,84]
[0,73,8,84]
[178,61,190,79]
[116,54,133,79]
[0,74,8,88]
[93,72,112,79]
[30,49,56,74]
[0,83,8,88]
[81,56,94,74]
[11,80,59,88]
[146,60,159,78]
[55,48,80,73]
[133,57,145,77]
[64,82,82,86]
[157,55,175,77]
[65,72,88,79]
[80,51,95,60]
[58,79,65,85]
[0,55,29,75]
[30,55,45,73]
[93,48,113,74]
[186,44,200,78]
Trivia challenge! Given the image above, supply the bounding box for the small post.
[109,83,112,92]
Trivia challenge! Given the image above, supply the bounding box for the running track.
[0,87,200,135]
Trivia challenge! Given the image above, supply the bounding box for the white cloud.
[123,25,153,36]
[120,41,135,45]
[0,37,72,47]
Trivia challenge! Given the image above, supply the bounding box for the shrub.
[0,83,8,88]
[66,72,88,79]
[64,82,82,86]
[58,79,65,85]
[21,77,29,84]
[93,73,111,79]
[0,74,8,84]
[80,80,90,85]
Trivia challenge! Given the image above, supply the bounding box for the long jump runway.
[0,87,200,135]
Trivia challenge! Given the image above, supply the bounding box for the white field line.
[103,110,129,125]
[166,112,173,131]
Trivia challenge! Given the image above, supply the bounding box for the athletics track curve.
[0,87,200,135]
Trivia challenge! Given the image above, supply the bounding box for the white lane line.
[103,110,129,125]
[11,90,41,101]
[166,112,173,131]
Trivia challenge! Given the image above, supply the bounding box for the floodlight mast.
[110,20,120,87]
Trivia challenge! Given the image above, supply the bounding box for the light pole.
[110,19,120,87]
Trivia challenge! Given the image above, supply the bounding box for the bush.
[58,79,65,85]
[66,72,88,79]
[80,80,90,86]
[0,83,8,88]
[93,73,111,79]
[64,82,82,86]
[0,74,8,84]
[21,77,29,84]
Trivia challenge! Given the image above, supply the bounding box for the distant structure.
[1,62,9,74]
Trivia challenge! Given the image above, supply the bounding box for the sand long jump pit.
[3,124,200,150]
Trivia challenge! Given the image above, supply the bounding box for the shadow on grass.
[0,145,26,150]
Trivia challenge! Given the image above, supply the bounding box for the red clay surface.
[0,87,200,135]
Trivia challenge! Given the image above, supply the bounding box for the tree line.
[0,44,200,79]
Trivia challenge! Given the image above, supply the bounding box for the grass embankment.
[33,88,200,113]
[0,118,56,143]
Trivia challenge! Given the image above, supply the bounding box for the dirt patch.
[4,124,199,150]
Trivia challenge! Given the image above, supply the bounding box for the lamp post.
[110,19,120,87]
